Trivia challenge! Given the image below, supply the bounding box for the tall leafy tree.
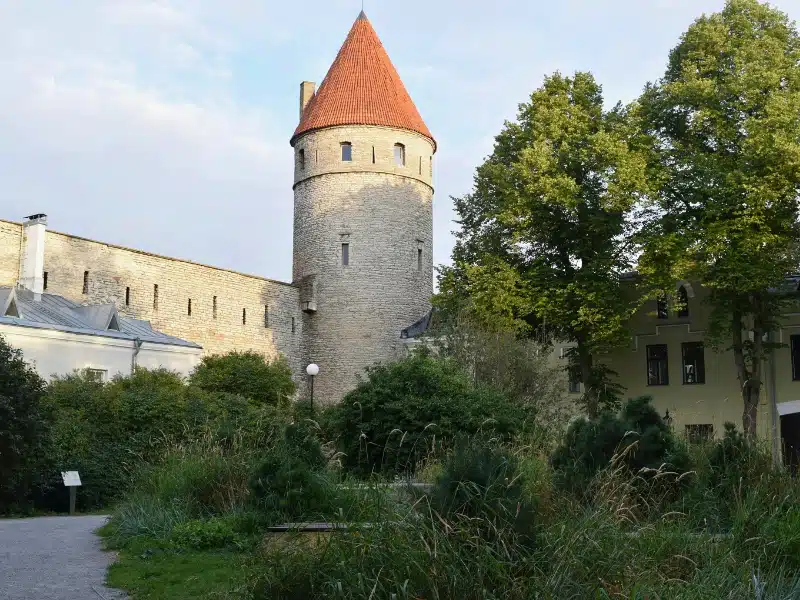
[437,72,650,416]
[639,0,800,438]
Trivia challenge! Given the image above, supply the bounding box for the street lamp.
[306,363,319,409]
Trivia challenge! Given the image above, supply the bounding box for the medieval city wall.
[0,219,303,376]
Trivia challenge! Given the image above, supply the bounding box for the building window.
[299,149,305,170]
[419,155,422,175]
[372,145,376,164]
[264,305,269,328]
[686,424,714,444]
[125,287,130,306]
[792,335,800,381]
[342,243,350,267]
[677,286,689,318]
[292,317,296,333]
[187,298,192,316]
[153,284,159,310]
[43,272,48,291]
[83,271,89,295]
[85,368,107,383]
[568,366,581,394]
[417,247,423,271]
[341,142,352,162]
[647,344,669,386]
[430,156,433,177]
[315,149,319,164]
[682,342,705,384]
[213,296,217,319]
[657,296,668,319]
[394,143,405,166]
[242,308,247,325]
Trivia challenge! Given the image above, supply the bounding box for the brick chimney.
[299,81,315,120]
[19,213,47,299]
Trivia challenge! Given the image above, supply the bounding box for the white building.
[1,215,202,381]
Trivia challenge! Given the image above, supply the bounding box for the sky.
[1,0,798,282]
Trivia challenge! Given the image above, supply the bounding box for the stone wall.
[292,125,435,404]
[0,219,303,377]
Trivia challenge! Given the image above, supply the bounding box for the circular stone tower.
[291,11,435,404]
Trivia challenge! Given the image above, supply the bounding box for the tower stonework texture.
[292,12,435,404]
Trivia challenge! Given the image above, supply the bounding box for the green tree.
[0,335,50,511]
[437,72,650,416]
[189,351,295,406]
[639,0,800,438]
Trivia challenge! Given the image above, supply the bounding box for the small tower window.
[299,149,305,170]
[292,316,296,333]
[315,149,319,164]
[430,156,433,177]
[417,248,423,271]
[677,286,690,318]
[372,146,376,164]
[43,272,48,291]
[264,305,269,328]
[82,271,89,295]
[187,298,192,316]
[125,287,130,306]
[242,308,247,325]
[213,296,217,319]
[394,143,405,166]
[153,284,159,310]
[419,156,422,175]
[341,142,352,162]
[342,243,350,267]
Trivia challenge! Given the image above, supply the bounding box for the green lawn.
[104,537,253,599]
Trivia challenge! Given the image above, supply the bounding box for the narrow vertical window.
[394,143,405,166]
[125,287,130,306]
[153,284,159,310]
[82,271,89,295]
[677,286,689,318]
[292,316,296,333]
[341,142,352,162]
[417,248,423,272]
[647,344,669,386]
[298,148,305,170]
[682,341,705,384]
[315,149,319,164]
[187,298,192,316]
[372,145,376,164]
[657,296,668,319]
[213,296,217,319]
[419,155,422,175]
[430,156,433,177]
[264,305,269,328]
[43,272,48,291]
[791,335,800,381]
[242,308,247,325]
[341,243,350,267]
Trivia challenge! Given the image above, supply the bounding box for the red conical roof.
[292,11,434,147]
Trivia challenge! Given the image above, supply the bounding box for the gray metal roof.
[0,286,201,349]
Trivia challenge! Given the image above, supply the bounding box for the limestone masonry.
[0,12,435,404]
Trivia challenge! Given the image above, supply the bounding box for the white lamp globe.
[306,363,320,377]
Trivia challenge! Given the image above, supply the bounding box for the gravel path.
[0,515,126,600]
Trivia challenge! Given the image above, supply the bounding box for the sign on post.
[61,471,81,515]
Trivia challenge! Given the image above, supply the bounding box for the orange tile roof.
[292,11,434,148]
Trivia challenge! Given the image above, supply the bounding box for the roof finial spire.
[359,0,366,19]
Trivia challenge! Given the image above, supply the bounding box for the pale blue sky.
[0,0,798,281]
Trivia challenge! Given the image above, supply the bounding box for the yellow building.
[558,279,800,470]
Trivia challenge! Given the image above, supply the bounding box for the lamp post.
[306,363,319,410]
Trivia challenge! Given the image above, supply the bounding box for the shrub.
[171,516,238,550]
[431,436,536,544]
[551,396,688,500]
[325,352,527,476]
[0,335,51,512]
[189,351,295,406]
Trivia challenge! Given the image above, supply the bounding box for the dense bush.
[551,396,689,499]
[44,359,290,511]
[431,436,536,544]
[0,335,51,512]
[325,351,527,476]
[189,351,295,406]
